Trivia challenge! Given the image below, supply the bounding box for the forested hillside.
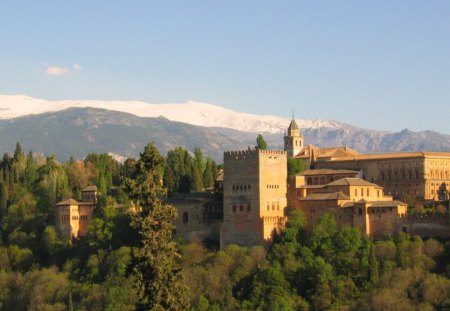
[0,143,448,310]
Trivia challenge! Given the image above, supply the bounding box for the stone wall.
[399,214,449,238]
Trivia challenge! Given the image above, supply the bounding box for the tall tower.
[220,149,287,248]
[284,118,304,158]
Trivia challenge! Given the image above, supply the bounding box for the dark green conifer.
[124,142,189,310]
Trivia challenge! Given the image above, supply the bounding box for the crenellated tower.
[220,149,287,248]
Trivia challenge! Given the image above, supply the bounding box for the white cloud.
[46,66,69,76]
[73,64,82,71]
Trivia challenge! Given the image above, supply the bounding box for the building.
[284,117,450,202]
[288,176,407,238]
[220,149,287,248]
[171,119,450,247]
[314,152,450,201]
[55,186,97,238]
[170,192,222,246]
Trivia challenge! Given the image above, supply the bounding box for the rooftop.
[56,199,80,206]
[327,178,382,188]
[82,185,98,192]
[317,151,450,162]
[298,169,359,176]
[301,192,351,201]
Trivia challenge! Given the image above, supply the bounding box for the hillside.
[0,107,449,162]
[0,108,249,161]
[0,95,348,134]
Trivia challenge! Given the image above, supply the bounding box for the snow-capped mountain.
[0,94,449,162]
[0,95,346,134]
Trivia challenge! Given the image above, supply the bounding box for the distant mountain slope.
[0,108,251,161]
[0,94,347,134]
[0,107,449,163]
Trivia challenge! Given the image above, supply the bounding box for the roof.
[340,200,406,209]
[295,145,361,159]
[369,200,407,208]
[215,170,224,182]
[317,151,450,162]
[316,147,362,158]
[298,169,359,176]
[301,192,351,201]
[326,178,382,188]
[82,185,97,192]
[288,118,299,132]
[56,199,80,206]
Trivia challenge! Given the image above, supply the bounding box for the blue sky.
[1,1,450,134]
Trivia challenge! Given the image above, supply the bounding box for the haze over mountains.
[0,95,449,162]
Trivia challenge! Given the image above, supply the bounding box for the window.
[233,205,237,212]
[247,204,251,212]
[358,208,362,215]
[183,212,189,223]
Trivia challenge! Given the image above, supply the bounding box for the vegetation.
[288,157,306,176]
[256,134,267,150]
[183,211,450,311]
[0,142,448,310]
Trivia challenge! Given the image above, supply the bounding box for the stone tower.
[284,118,304,158]
[220,149,287,248]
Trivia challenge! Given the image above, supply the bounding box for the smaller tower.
[284,118,304,158]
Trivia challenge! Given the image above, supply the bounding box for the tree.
[124,142,189,310]
[256,134,267,150]
[287,158,305,176]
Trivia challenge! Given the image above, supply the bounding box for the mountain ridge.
[0,106,449,163]
[0,94,355,134]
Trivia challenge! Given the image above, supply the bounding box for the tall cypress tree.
[124,142,189,310]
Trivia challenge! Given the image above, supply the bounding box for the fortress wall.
[399,214,449,238]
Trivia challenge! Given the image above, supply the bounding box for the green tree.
[124,142,189,310]
[256,134,267,150]
[287,158,305,176]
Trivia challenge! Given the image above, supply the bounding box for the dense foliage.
[182,211,450,311]
[0,142,448,310]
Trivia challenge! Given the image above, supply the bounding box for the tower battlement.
[224,149,286,161]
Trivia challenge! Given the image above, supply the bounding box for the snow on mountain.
[0,95,345,134]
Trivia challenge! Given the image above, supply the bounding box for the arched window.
[183,212,189,223]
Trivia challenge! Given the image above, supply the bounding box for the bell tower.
[284,118,304,158]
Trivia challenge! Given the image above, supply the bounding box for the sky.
[1,1,450,134]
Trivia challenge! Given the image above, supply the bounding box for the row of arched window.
[266,184,280,189]
[379,169,421,181]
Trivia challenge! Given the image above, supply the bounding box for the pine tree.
[124,142,189,310]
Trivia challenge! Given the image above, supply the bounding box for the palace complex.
[55,119,450,247]
[173,119,450,248]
